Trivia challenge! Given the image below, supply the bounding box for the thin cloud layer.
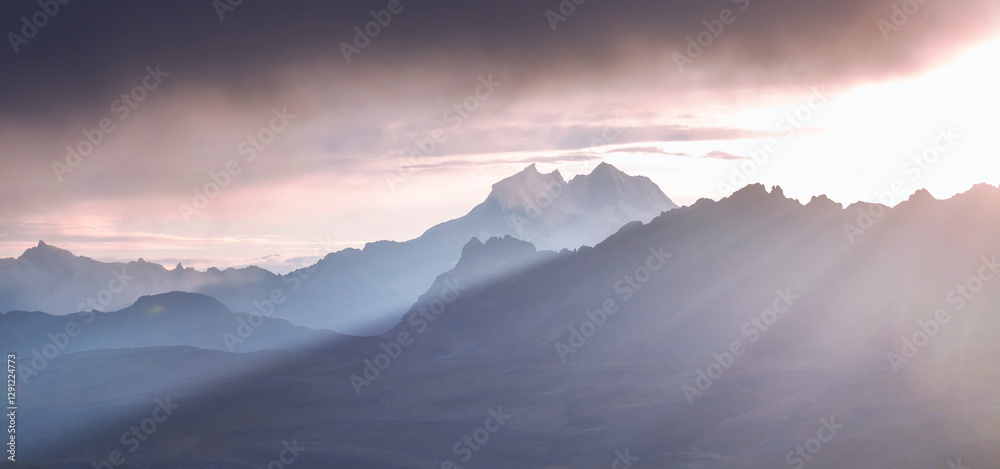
[1,0,998,265]
[700,150,747,160]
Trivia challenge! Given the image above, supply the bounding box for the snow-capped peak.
[486,163,568,213]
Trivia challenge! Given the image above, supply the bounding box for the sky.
[1,0,999,273]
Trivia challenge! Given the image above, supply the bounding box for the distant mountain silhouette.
[16,182,1000,468]
[0,241,281,317]
[0,163,676,335]
[378,182,998,364]
[0,292,348,357]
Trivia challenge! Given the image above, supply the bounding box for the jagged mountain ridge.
[0,163,677,335]
[0,242,282,317]
[16,182,1000,468]
[377,182,1000,363]
[439,162,676,251]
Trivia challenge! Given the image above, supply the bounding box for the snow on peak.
[487,164,568,213]
[568,163,677,216]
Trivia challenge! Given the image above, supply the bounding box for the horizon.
[7,2,1000,467]
[2,1,999,272]
[7,176,995,276]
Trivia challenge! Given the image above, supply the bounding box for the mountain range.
[11,181,1000,467]
[0,163,676,335]
[0,291,353,359]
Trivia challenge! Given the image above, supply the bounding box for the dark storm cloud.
[0,0,997,222]
[2,0,998,120]
[0,0,996,266]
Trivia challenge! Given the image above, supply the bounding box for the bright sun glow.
[813,35,1000,202]
[600,35,1000,207]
